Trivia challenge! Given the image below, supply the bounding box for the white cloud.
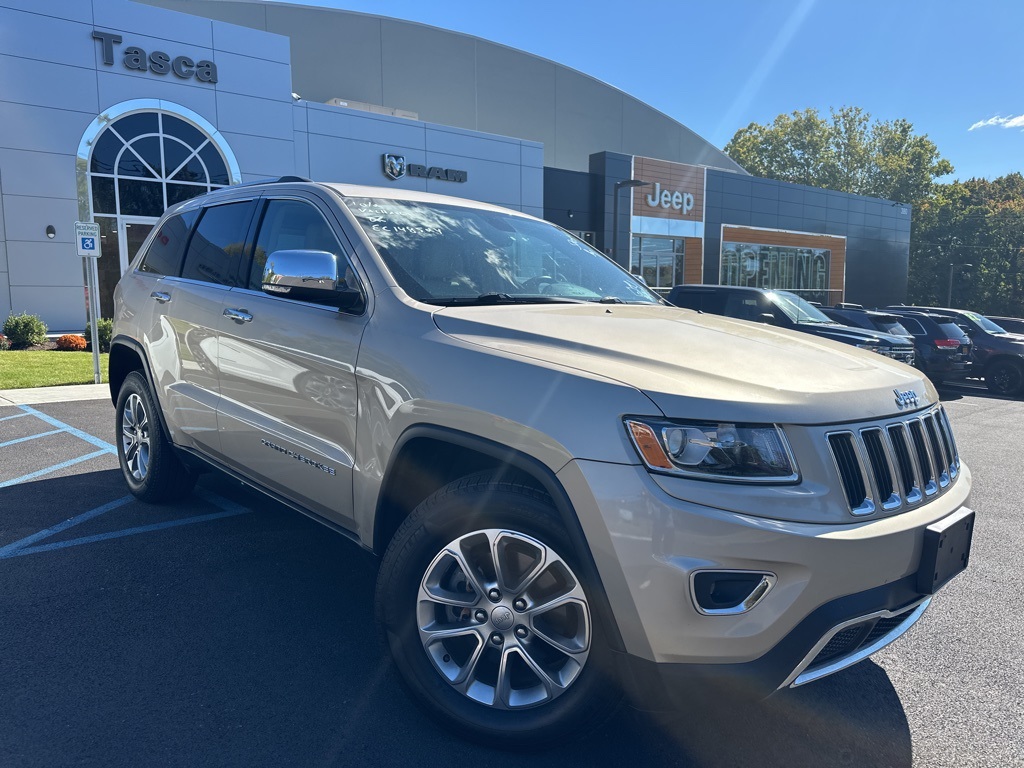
[968,114,1024,130]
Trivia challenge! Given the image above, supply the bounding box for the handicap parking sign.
[75,221,101,257]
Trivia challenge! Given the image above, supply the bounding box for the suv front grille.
[827,406,959,516]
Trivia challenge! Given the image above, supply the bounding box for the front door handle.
[150,291,171,304]
[223,307,253,324]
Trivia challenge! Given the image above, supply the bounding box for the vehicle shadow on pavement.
[0,470,911,768]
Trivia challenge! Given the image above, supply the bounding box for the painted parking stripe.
[0,449,112,489]
[0,412,32,422]
[16,404,117,454]
[0,489,252,560]
[0,429,63,449]
[0,495,134,558]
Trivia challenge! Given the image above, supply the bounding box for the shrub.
[3,312,48,349]
[84,318,113,353]
[0,334,10,351]
[56,334,87,351]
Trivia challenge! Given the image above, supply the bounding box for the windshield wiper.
[423,293,589,306]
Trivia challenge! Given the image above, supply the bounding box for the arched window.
[89,110,232,217]
[77,101,240,317]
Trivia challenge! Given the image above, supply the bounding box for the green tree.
[725,107,953,205]
[909,174,1024,313]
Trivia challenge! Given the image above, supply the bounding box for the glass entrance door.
[119,217,158,271]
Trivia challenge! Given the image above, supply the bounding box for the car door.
[214,194,369,529]
[144,197,258,458]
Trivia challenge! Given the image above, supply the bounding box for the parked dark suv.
[887,307,1024,397]
[667,285,916,364]
[821,305,915,347]
[882,309,974,385]
[988,316,1024,335]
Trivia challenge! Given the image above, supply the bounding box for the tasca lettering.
[92,30,218,83]
[645,182,694,214]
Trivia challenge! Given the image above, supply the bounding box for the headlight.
[624,418,799,483]
[856,343,880,354]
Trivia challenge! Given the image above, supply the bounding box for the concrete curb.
[0,383,110,406]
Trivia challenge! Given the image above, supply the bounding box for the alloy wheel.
[121,392,151,481]
[416,528,591,710]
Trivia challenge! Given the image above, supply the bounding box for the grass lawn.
[0,351,109,389]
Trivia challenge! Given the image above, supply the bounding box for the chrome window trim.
[780,597,931,689]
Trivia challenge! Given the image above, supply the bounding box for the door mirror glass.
[262,249,363,310]
[759,313,777,325]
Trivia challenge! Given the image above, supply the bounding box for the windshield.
[769,291,834,324]
[961,310,1007,334]
[343,197,662,306]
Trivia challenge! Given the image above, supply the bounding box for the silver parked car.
[110,179,974,747]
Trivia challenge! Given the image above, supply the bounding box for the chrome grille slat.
[828,406,958,516]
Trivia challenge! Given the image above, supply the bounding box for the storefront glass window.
[629,236,685,288]
[720,242,832,304]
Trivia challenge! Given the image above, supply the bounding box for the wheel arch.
[373,424,625,652]
[108,335,176,444]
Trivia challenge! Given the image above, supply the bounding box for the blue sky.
[285,0,1019,182]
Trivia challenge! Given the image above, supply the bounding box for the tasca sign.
[383,154,467,183]
[92,30,218,83]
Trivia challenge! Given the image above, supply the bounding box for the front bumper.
[556,458,972,704]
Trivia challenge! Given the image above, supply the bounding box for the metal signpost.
[75,221,102,385]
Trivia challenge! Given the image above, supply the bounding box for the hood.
[432,304,933,425]
[799,323,911,347]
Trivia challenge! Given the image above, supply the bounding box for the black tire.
[115,371,197,503]
[985,358,1024,397]
[375,471,620,749]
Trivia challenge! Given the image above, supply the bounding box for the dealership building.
[0,0,912,331]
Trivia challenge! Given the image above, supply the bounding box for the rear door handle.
[223,308,253,323]
[150,291,171,304]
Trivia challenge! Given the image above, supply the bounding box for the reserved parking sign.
[75,221,101,258]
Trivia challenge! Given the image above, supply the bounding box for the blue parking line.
[0,412,31,422]
[16,404,117,454]
[0,429,62,449]
[10,508,250,557]
[0,489,253,560]
[0,449,112,489]
[0,495,134,558]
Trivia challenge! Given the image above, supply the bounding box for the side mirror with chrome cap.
[262,249,364,310]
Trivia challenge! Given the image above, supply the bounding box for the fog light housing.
[691,570,776,616]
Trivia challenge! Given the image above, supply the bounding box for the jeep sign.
[645,182,694,214]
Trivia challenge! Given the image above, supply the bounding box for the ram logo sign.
[382,154,468,183]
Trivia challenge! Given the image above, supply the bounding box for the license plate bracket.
[917,507,974,594]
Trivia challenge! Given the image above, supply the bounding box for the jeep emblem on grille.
[894,389,919,408]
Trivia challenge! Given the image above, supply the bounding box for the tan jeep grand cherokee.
[110,179,974,746]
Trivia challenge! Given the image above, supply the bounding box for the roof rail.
[232,175,313,188]
[835,302,865,309]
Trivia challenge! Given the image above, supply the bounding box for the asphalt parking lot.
[0,386,1021,767]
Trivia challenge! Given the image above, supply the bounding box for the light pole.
[947,263,973,307]
[612,179,650,270]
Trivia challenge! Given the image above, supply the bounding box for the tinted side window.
[899,317,925,336]
[723,293,765,322]
[139,210,197,276]
[180,201,255,286]
[249,199,344,290]
[668,289,701,310]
